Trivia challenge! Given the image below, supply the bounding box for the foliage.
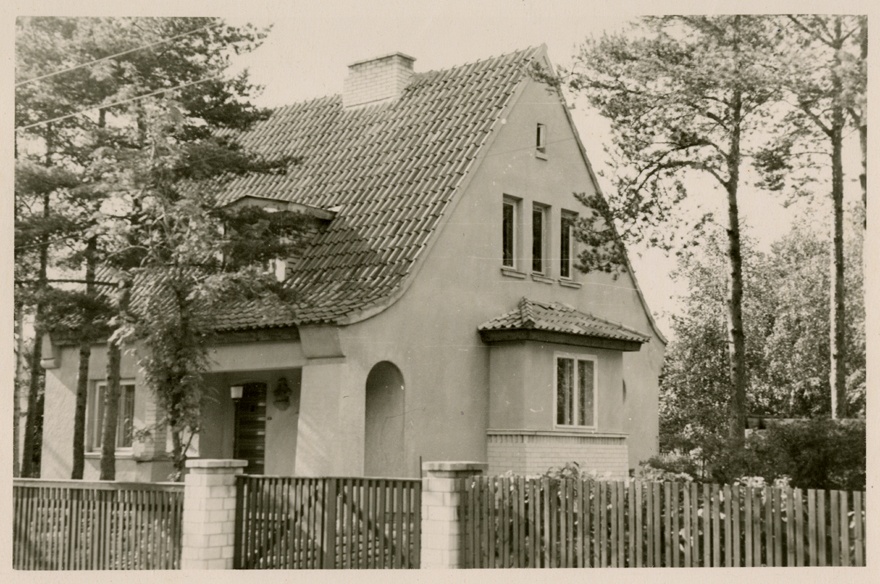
[644,417,865,491]
[759,418,866,491]
[556,15,790,450]
[15,16,312,479]
[637,453,701,483]
[659,215,864,465]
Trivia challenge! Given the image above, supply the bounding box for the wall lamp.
[230,385,244,402]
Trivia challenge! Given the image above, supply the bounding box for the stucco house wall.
[37,48,664,482]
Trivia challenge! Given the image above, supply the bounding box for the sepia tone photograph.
[8,0,872,574]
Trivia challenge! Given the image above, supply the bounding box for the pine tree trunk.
[99,275,132,480]
[100,340,121,480]
[13,299,24,478]
[829,17,847,419]
[858,19,867,229]
[72,236,97,479]
[21,191,51,478]
[830,119,847,419]
[725,86,747,450]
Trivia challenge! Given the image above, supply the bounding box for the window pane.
[532,206,544,273]
[117,384,135,448]
[502,202,514,267]
[560,214,572,278]
[93,385,105,450]
[557,358,573,425]
[578,360,595,426]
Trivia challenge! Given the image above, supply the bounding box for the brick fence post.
[421,461,487,569]
[181,459,247,570]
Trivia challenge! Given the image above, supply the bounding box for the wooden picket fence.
[13,478,184,570]
[461,477,866,568]
[234,475,421,569]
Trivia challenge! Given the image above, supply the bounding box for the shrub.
[761,418,866,490]
[645,418,866,491]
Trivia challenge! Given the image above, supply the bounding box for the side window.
[555,355,596,428]
[90,382,136,450]
[532,204,548,274]
[560,211,576,279]
[536,123,546,154]
[502,196,519,268]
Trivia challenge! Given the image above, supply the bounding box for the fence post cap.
[422,461,488,473]
[185,458,249,469]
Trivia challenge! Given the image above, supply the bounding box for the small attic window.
[536,123,547,157]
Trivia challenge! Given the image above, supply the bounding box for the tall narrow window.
[91,382,136,450]
[502,198,517,268]
[532,204,546,273]
[556,355,596,427]
[536,123,546,153]
[560,212,575,279]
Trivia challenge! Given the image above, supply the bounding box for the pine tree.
[563,15,783,449]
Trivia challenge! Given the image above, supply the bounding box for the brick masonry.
[343,53,415,108]
[181,459,247,570]
[487,430,629,479]
[420,461,487,569]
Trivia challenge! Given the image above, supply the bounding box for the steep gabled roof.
[479,297,650,351]
[208,47,542,329]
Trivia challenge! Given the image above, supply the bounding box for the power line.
[15,73,224,132]
[15,20,222,88]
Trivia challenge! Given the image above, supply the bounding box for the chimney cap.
[347,52,416,68]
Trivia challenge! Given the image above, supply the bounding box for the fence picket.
[700,484,709,566]
[654,482,663,567]
[762,487,771,567]
[609,481,618,567]
[645,481,653,567]
[794,488,804,566]
[853,491,864,566]
[839,491,849,567]
[830,489,840,566]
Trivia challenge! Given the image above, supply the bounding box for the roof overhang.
[478,328,644,352]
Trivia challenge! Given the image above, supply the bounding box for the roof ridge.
[411,46,540,81]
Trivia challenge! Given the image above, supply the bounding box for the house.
[39,46,666,482]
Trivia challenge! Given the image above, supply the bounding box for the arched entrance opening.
[364,361,405,477]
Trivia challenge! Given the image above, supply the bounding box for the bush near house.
[642,418,866,490]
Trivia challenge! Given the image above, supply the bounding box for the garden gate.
[233,475,421,569]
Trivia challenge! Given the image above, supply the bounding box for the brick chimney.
[342,52,415,109]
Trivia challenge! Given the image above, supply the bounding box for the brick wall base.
[487,430,628,479]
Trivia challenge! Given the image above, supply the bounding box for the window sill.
[558,279,582,289]
[535,150,548,161]
[85,449,135,460]
[531,273,554,285]
[500,267,527,279]
[552,426,601,434]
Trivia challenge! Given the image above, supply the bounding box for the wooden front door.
[234,382,267,475]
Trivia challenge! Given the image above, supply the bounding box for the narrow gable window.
[502,197,517,268]
[532,204,546,274]
[560,211,576,279]
[90,382,136,450]
[536,123,546,153]
[556,355,596,428]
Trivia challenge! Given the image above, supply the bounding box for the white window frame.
[502,196,520,269]
[89,381,136,452]
[553,352,598,429]
[532,203,549,275]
